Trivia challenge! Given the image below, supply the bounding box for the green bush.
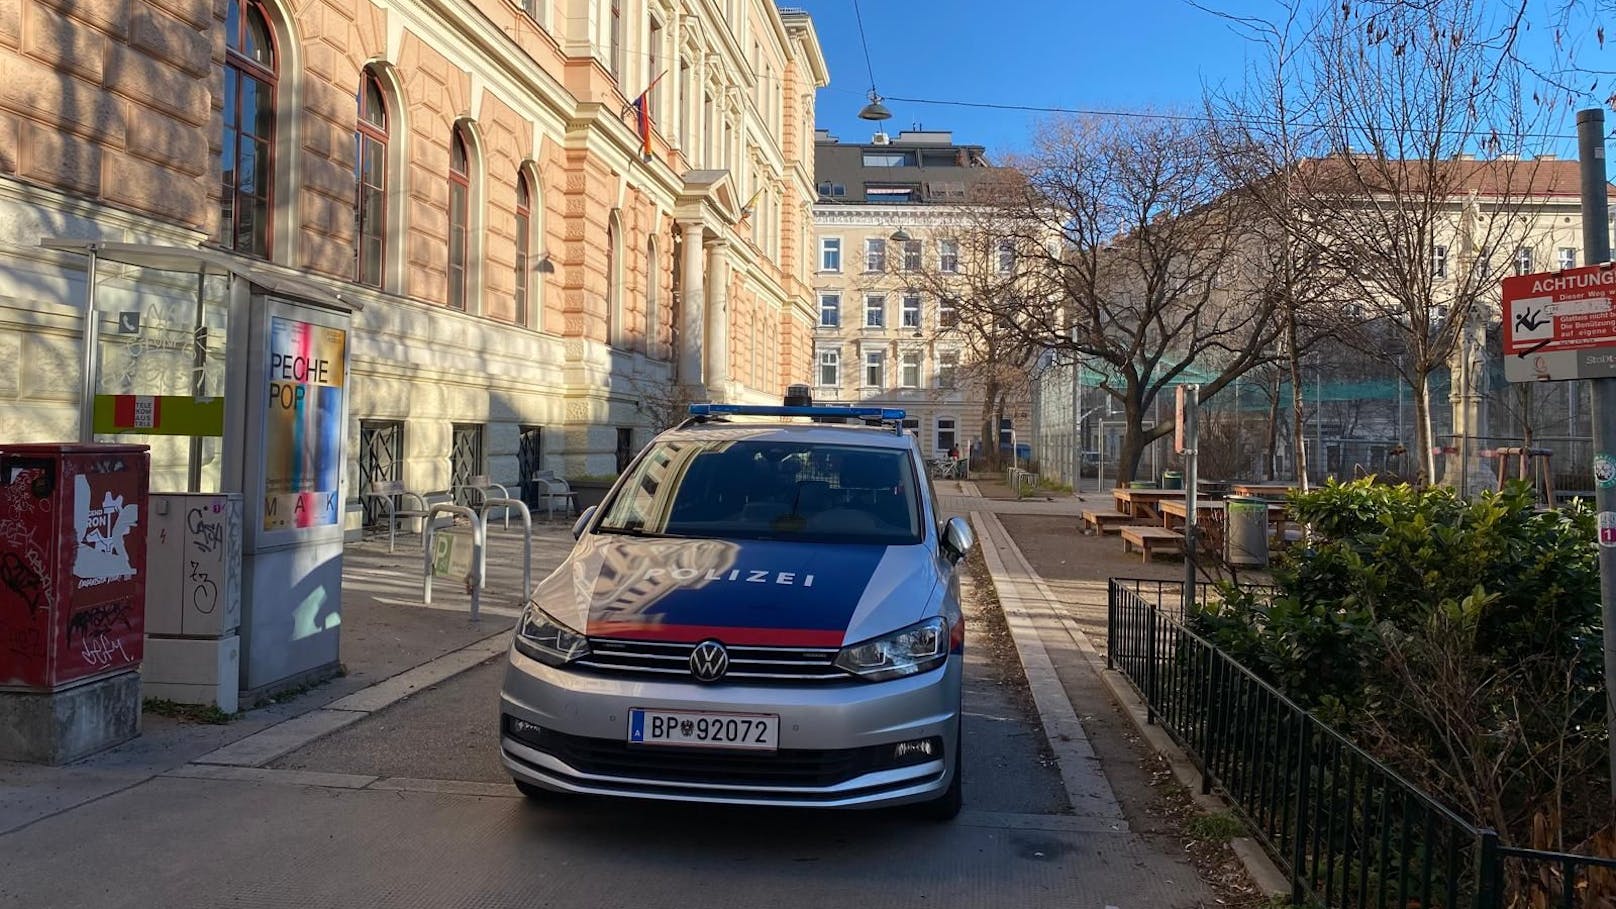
[1193,477,1607,842]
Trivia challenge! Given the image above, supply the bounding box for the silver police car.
[499,399,975,819]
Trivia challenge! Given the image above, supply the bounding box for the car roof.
[656,420,918,450]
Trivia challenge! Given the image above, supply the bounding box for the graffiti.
[67,600,134,645]
[111,326,209,395]
[84,456,128,475]
[186,508,223,554]
[0,469,50,519]
[189,560,218,615]
[80,633,130,668]
[7,626,43,657]
[0,552,47,615]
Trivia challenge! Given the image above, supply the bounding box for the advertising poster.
[263,317,346,532]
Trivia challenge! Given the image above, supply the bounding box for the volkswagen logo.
[689,639,729,682]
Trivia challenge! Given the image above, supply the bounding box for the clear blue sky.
[790,0,1592,161]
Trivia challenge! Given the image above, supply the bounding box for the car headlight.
[514,604,591,666]
[834,616,950,681]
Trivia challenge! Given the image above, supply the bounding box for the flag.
[628,70,666,161]
[632,93,652,159]
[740,187,763,217]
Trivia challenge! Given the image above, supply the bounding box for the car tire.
[917,738,963,822]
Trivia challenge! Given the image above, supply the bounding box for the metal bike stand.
[423,503,484,619]
[481,497,533,603]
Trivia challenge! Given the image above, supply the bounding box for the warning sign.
[1502,265,1616,381]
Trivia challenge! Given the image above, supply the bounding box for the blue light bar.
[688,404,906,420]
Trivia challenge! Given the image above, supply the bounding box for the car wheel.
[513,779,553,801]
[917,738,963,822]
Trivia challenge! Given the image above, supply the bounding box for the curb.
[970,512,1129,827]
[190,626,513,769]
[969,509,1291,900]
[1058,616,1292,899]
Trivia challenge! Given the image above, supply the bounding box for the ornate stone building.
[0,0,826,508]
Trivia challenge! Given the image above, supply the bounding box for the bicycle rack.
[423,503,484,620]
[480,497,533,601]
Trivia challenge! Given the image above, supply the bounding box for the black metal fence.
[1106,578,1616,909]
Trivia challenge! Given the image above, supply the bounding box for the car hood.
[530,534,940,647]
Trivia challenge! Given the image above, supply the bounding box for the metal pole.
[1071,348,1082,494]
[1315,369,1323,484]
[1576,106,1616,801]
[78,246,100,443]
[1183,385,1199,615]
[189,267,207,492]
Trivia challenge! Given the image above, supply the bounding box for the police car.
[499,394,974,819]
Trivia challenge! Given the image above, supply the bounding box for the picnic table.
[1112,488,1186,523]
[1230,483,1297,500]
[1160,498,1290,559]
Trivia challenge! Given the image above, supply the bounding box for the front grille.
[576,637,846,683]
[503,718,889,788]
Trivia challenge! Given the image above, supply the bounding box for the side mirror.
[571,505,597,540]
[940,516,975,563]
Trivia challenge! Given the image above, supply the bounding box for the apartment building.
[809,127,1030,461]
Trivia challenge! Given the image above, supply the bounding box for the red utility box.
[0,444,150,690]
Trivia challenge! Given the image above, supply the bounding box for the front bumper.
[498,643,962,808]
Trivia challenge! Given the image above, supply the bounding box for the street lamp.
[858,90,892,122]
[889,228,913,243]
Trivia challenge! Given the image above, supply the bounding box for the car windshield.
[594,438,924,545]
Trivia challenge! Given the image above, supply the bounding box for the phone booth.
[37,241,358,711]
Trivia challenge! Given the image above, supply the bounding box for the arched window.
[606,213,622,345]
[221,0,276,257]
[645,236,659,357]
[515,172,532,327]
[354,70,388,288]
[448,127,470,311]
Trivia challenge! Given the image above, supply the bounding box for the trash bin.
[1162,470,1183,490]
[0,443,150,763]
[1224,495,1270,568]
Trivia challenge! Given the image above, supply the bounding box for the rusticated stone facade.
[0,0,828,504]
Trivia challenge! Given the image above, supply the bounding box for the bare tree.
[628,374,702,435]
[980,115,1285,485]
[1296,0,1550,484]
[1204,0,1339,489]
[892,214,1046,472]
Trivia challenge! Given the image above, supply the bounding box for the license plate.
[627,709,779,751]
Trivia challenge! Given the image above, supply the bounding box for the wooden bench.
[1120,525,1185,562]
[1081,509,1133,534]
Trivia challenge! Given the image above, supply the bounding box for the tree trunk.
[1116,400,1147,487]
[978,377,1000,473]
[1286,311,1310,490]
[1412,369,1436,486]
[1265,374,1282,481]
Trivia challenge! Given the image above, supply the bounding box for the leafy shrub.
[1193,477,1608,845]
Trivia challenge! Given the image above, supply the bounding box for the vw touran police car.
[499,400,975,819]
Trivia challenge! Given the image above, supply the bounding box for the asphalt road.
[269,582,1071,816]
[0,559,1214,908]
